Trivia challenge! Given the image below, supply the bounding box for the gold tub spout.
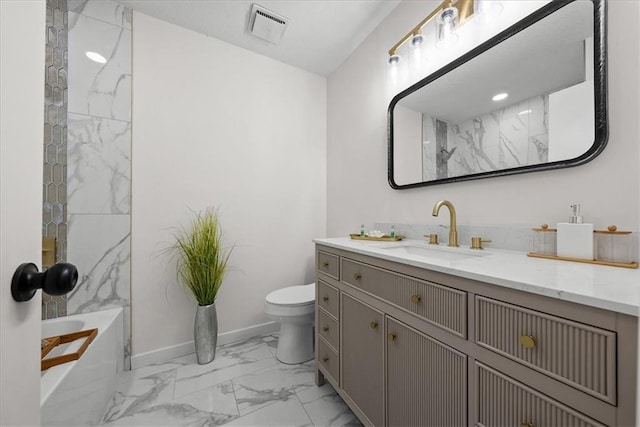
[432,200,458,247]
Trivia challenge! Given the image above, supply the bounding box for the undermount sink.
[377,243,488,261]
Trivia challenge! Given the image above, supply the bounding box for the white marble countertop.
[314,237,640,316]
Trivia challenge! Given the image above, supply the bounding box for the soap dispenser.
[556,204,594,260]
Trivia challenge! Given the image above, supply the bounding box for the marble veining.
[67,214,131,368]
[315,236,640,316]
[66,0,132,369]
[68,11,131,121]
[101,334,360,427]
[424,94,549,179]
[67,113,131,214]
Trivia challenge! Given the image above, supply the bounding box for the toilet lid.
[266,283,315,306]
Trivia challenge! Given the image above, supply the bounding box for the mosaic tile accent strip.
[42,0,69,320]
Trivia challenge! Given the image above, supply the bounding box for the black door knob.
[11,262,78,302]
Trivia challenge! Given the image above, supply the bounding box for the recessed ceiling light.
[518,109,532,115]
[86,51,106,64]
[492,92,508,101]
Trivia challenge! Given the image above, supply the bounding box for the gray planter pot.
[194,302,218,364]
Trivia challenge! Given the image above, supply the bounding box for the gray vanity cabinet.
[314,244,637,427]
[386,317,467,427]
[341,294,384,426]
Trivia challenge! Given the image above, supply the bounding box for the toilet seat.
[265,283,315,306]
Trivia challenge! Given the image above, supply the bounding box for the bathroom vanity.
[314,238,638,427]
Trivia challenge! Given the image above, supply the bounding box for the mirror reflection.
[390,1,603,188]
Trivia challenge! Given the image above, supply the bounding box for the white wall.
[548,81,595,162]
[0,1,46,424]
[327,1,640,234]
[131,13,326,357]
[393,105,422,185]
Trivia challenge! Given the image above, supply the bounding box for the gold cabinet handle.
[353,273,362,281]
[411,294,421,304]
[388,333,397,341]
[370,321,378,329]
[322,262,329,268]
[520,423,534,427]
[322,356,329,363]
[322,325,329,332]
[322,296,329,302]
[520,335,537,349]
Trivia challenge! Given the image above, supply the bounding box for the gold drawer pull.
[370,321,378,329]
[411,295,421,304]
[322,326,329,332]
[322,296,329,302]
[388,333,397,341]
[322,262,329,268]
[322,356,329,363]
[520,335,537,349]
[520,423,534,427]
[353,273,362,281]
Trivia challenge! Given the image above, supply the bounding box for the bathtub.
[41,308,124,426]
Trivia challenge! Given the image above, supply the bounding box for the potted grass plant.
[172,208,232,364]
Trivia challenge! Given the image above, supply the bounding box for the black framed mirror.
[388,0,607,189]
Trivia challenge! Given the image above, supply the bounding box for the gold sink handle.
[470,237,492,250]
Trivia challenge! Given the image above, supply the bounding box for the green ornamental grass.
[173,209,232,306]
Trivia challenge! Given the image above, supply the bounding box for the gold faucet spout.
[432,200,458,247]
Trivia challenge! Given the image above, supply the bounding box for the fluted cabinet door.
[342,294,384,426]
[387,317,467,427]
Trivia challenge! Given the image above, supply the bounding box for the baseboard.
[130,321,279,370]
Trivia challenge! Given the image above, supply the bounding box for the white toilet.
[264,283,315,364]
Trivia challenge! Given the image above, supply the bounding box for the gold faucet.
[432,200,458,247]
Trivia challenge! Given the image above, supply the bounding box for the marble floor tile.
[103,369,176,423]
[298,384,362,427]
[224,397,312,427]
[233,361,316,415]
[173,343,278,400]
[101,333,359,426]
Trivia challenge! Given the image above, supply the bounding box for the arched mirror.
[388,0,606,189]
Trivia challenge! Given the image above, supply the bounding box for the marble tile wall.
[423,94,549,179]
[42,0,69,320]
[66,0,132,369]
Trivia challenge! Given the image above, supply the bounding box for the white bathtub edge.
[130,321,279,369]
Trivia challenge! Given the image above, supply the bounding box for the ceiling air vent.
[249,4,288,45]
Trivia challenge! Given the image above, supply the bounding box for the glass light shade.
[387,54,401,85]
[474,1,503,23]
[436,7,459,49]
[409,34,428,80]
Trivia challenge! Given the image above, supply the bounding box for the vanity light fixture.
[85,51,107,64]
[492,92,508,101]
[387,0,474,73]
[518,109,532,115]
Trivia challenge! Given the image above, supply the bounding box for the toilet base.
[276,322,314,364]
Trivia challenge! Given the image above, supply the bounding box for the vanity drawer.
[317,309,339,351]
[342,258,466,338]
[317,280,339,319]
[475,296,616,404]
[476,362,606,427]
[318,336,339,385]
[317,251,339,280]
